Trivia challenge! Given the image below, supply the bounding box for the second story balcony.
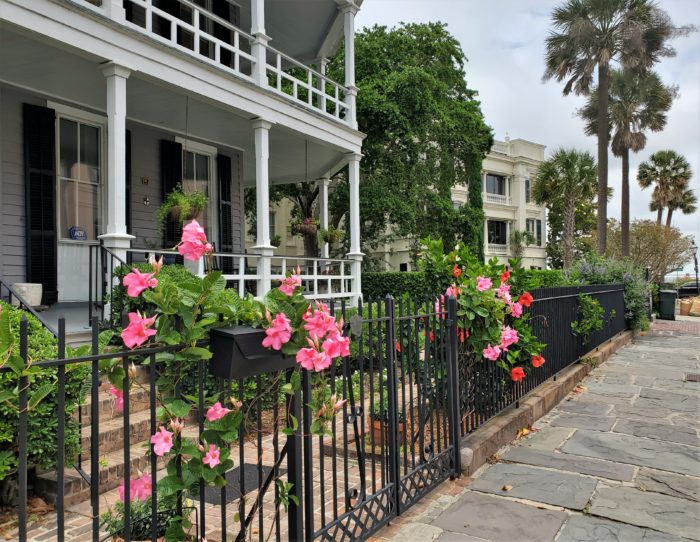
[70,0,360,128]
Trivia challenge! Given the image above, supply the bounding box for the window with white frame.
[525,179,531,203]
[487,220,507,244]
[485,174,506,195]
[526,218,542,246]
[58,118,101,241]
[181,142,215,239]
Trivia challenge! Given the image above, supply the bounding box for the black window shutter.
[23,103,57,305]
[126,129,132,234]
[217,153,234,273]
[160,139,182,250]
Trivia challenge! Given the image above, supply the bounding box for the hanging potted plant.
[291,217,319,237]
[318,226,345,246]
[156,184,208,231]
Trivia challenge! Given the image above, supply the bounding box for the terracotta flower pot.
[369,418,405,445]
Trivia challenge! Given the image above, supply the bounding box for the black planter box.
[209,325,296,379]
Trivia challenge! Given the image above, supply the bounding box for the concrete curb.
[459,329,634,475]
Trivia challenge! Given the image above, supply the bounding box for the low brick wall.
[458,329,634,475]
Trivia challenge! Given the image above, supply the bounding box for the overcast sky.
[357,0,700,274]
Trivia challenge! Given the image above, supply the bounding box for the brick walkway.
[373,320,700,541]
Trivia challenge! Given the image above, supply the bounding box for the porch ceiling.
[0,22,348,185]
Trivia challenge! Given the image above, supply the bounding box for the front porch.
[0,0,364,314]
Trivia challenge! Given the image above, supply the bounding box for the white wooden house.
[0,0,365,314]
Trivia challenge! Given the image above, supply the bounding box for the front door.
[56,115,102,302]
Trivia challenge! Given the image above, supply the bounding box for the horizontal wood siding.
[0,87,44,283]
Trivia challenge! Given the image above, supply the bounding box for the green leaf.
[166,399,192,418]
[158,475,186,496]
[181,346,213,360]
[28,383,54,411]
[0,389,16,403]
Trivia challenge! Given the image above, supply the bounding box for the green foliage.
[0,302,89,481]
[156,184,208,232]
[570,255,651,331]
[102,494,190,540]
[362,272,434,299]
[509,269,572,292]
[571,294,605,344]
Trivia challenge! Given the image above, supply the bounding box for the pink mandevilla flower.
[322,330,350,359]
[483,344,501,361]
[296,346,333,372]
[108,386,124,413]
[202,444,221,469]
[510,301,523,318]
[177,219,213,261]
[169,418,184,435]
[121,312,157,349]
[206,402,231,422]
[118,473,153,502]
[476,276,493,291]
[150,426,174,457]
[279,274,303,296]
[122,268,158,298]
[497,282,512,303]
[330,393,347,412]
[262,313,292,350]
[445,284,459,298]
[434,295,447,319]
[303,304,337,339]
[500,326,519,350]
[148,254,164,275]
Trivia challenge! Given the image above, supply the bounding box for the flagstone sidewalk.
[373,320,700,542]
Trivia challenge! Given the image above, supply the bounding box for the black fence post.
[17,317,28,542]
[384,295,401,517]
[286,369,304,541]
[56,318,66,542]
[301,370,314,542]
[446,296,461,476]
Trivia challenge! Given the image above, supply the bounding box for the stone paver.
[589,485,700,540]
[379,323,700,542]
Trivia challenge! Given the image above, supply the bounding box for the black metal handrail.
[0,276,57,335]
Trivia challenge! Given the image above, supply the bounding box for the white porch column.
[483,219,489,262]
[346,153,363,303]
[318,57,329,114]
[318,176,330,258]
[99,63,134,261]
[252,118,275,295]
[339,1,359,129]
[251,0,270,87]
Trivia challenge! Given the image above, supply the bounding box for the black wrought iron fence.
[458,283,627,437]
[8,295,461,542]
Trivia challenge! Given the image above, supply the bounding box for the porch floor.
[39,302,92,342]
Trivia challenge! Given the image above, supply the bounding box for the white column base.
[98,233,135,263]
[347,251,364,306]
[251,245,275,297]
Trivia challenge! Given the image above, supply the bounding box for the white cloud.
[357,0,700,273]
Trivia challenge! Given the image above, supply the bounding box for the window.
[269,211,276,239]
[525,179,531,203]
[485,174,506,195]
[487,220,507,245]
[58,118,100,241]
[182,147,213,235]
[527,218,542,246]
[400,262,409,272]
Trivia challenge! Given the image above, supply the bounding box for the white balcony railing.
[88,0,352,124]
[491,141,510,155]
[484,193,512,205]
[487,243,509,255]
[125,248,355,301]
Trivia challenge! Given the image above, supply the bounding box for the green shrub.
[510,269,571,292]
[362,272,436,299]
[571,294,606,344]
[0,302,89,482]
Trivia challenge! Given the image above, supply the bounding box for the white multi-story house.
[0,0,365,316]
[370,136,548,271]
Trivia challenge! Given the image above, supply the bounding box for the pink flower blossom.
[148,254,164,275]
[296,346,333,372]
[500,326,519,350]
[206,402,231,422]
[483,344,502,361]
[177,220,213,261]
[446,284,459,298]
[121,312,157,349]
[476,276,492,291]
[496,282,512,303]
[279,274,303,296]
[322,331,350,359]
[509,301,523,318]
[202,444,220,469]
[330,393,347,412]
[303,304,337,339]
[262,313,292,350]
[108,386,124,412]
[118,473,152,502]
[434,295,447,319]
[122,268,158,298]
[169,418,184,435]
[150,426,174,456]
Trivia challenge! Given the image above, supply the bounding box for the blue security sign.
[69,226,87,241]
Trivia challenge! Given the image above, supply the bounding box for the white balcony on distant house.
[69,0,355,126]
[487,243,509,255]
[491,141,509,155]
[484,192,512,205]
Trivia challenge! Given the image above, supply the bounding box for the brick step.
[78,385,151,427]
[80,407,154,456]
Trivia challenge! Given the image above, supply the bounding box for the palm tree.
[637,150,693,225]
[533,149,597,269]
[580,69,676,256]
[666,187,697,227]
[544,0,693,254]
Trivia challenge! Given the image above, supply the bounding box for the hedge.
[362,272,437,299]
[0,302,88,486]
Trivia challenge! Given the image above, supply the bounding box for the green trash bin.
[658,290,677,320]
